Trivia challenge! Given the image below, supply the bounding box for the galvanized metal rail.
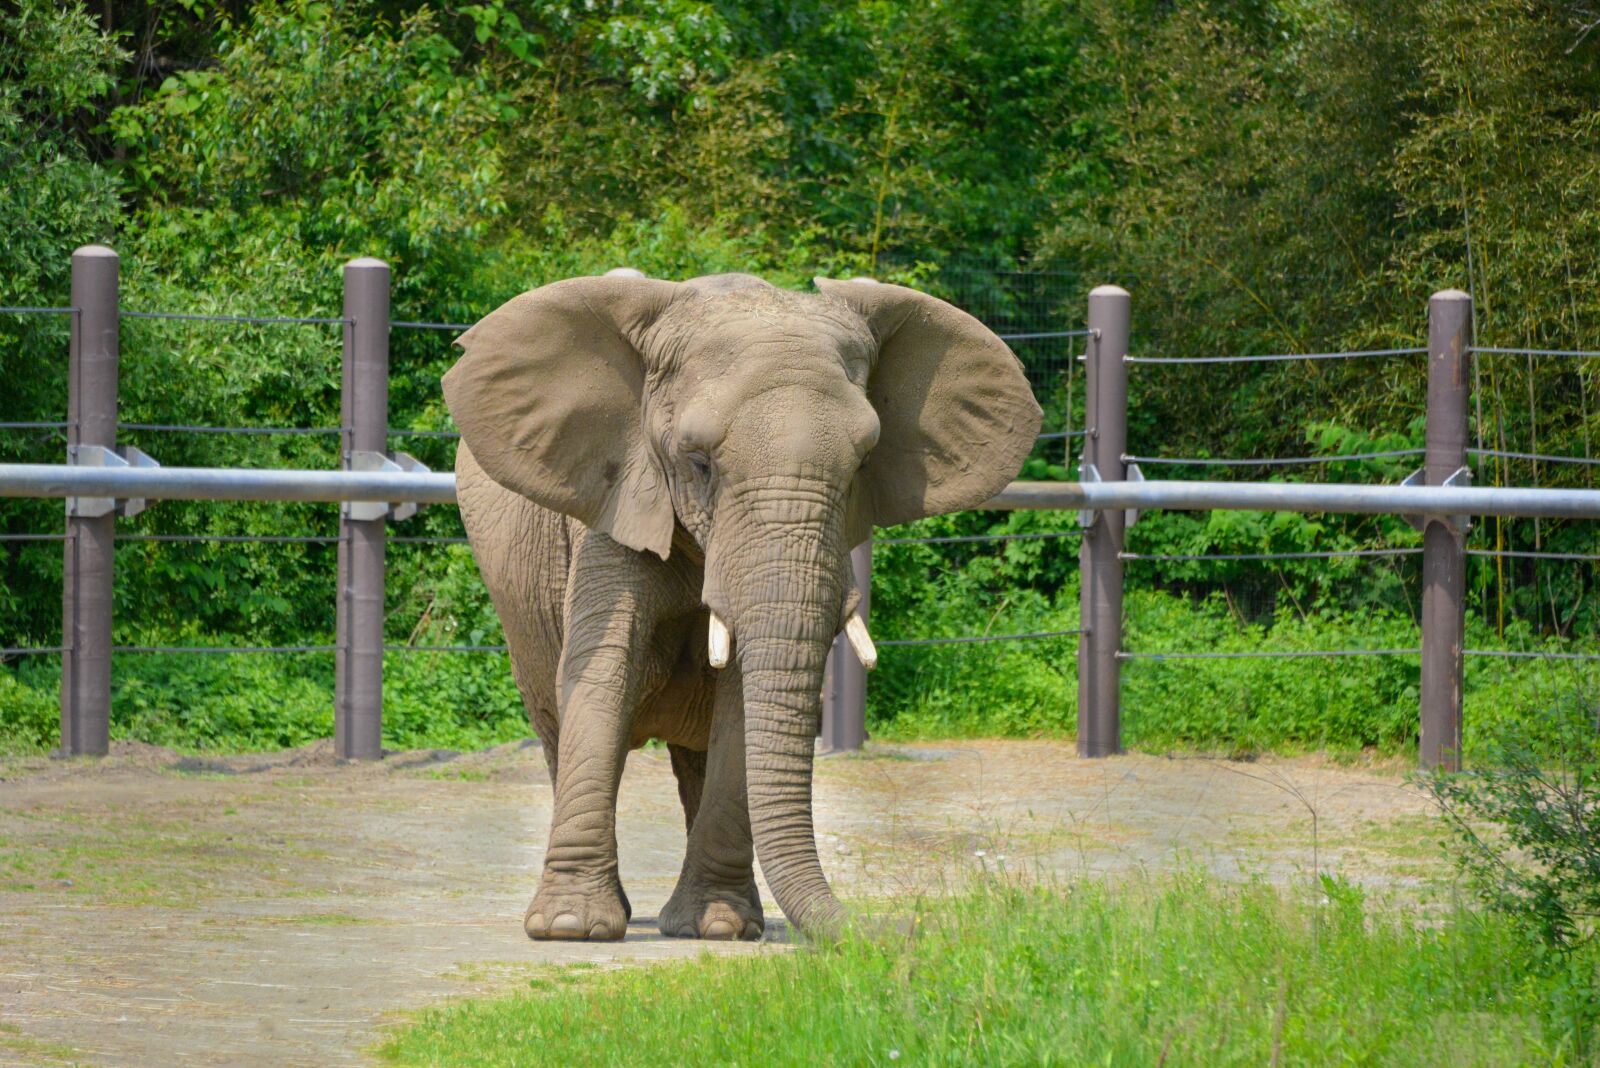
[9,464,1600,520]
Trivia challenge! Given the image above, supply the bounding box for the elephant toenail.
[525,913,546,934]
[741,921,763,940]
[588,922,614,940]
[703,918,736,939]
[675,925,697,938]
[549,913,583,936]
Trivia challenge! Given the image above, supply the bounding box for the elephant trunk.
[738,607,847,938]
[711,481,851,939]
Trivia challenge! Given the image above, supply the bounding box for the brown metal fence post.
[60,245,119,756]
[821,541,871,752]
[1077,285,1130,757]
[335,258,390,760]
[1420,289,1471,771]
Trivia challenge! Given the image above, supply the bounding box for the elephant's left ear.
[443,276,687,559]
[816,278,1042,529]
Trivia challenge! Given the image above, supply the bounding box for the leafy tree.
[0,0,124,642]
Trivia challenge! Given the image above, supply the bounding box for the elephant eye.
[686,450,713,478]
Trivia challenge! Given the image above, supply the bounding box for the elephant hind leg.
[660,667,763,940]
[668,743,707,833]
[669,744,759,922]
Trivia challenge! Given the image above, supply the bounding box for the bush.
[111,650,334,751]
[1424,698,1600,952]
[0,667,57,755]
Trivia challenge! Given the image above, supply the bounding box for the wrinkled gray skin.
[444,273,1039,942]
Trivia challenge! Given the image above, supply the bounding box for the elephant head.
[442,272,1040,936]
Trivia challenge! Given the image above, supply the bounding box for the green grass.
[377,874,1599,1067]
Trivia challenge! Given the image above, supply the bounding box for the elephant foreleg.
[525,570,662,942]
[659,663,764,940]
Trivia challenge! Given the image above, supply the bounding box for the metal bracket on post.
[66,443,159,519]
[342,449,430,522]
[1401,466,1472,534]
[1076,462,1143,528]
[1124,462,1144,528]
[1076,463,1100,527]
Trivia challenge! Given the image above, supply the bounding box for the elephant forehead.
[667,290,873,363]
[687,345,865,417]
[688,326,873,402]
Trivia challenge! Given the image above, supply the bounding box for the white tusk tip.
[845,612,877,671]
[708,612,731,669]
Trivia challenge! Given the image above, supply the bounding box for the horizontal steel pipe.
[0,463,457,504]
[6,466,1600,521]
[987,479,1600,520]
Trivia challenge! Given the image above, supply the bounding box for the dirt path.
[0,739,1442,1067]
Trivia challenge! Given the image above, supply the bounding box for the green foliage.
[1055,0,1600,501]
[1,645,525,754]
[0,0,124,285]
[1425,700,1600,952]
[109,650,335,750]
[869,504,1600,756]
[378,873,1600,1065]
[0,668,57,755]
[5,0,1600,757]
[0,0,125,628]
[382,652,526,751]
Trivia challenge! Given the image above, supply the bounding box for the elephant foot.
[524,877,631,942]
[659,878,764,941]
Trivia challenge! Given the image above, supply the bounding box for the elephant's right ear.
[443,276,687,559]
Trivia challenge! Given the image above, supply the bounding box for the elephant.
[442,271,1040,943]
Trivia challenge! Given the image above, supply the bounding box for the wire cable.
[997,329,1093,341]
[1127,347,1426,365]
[1125,449,1423,467]
[1464,649,1600,662]
[877,531,1079,546]
[0,306,77,315]
[121,311,347,326]
[1468,447,1600,467]
[384,644,509,652]
[0,533,67,542]
[0,421,70,430]
[118,534,340,544]
[1121,547,1420,562]
[114,644,339,654]
[1,646,65,656]
[1470,346,1600,359]
[391,320,473,332]
[879,628,1083,647]
[119,415,347,434]
[1468,549,1600,562]
[1121,648,1419,660]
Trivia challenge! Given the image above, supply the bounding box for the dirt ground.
[0,738,1445,1067]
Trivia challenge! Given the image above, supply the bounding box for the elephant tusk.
[844,612,877,671]
[708,612,731,669]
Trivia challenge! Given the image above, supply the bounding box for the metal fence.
[4,249,1600,770]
